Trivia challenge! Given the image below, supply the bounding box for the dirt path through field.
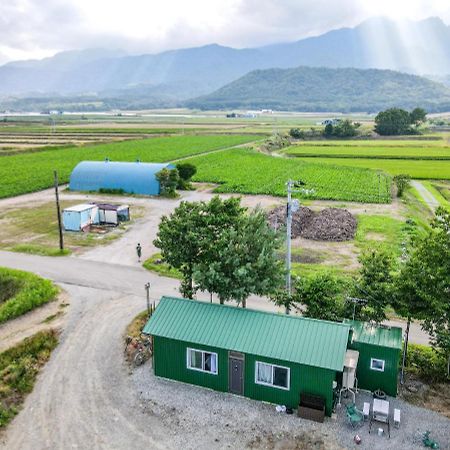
[411,180,440,210]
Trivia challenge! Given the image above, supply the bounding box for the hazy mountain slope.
[187,66,450,113]
[0,17,448,104]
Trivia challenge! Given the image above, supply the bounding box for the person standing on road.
[136,243,142,262]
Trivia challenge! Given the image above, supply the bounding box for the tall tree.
[294,273,344,321]
[351,250,394,323]
[153,196,245,298]
[193,207,284,307]
[409,107,427,126]
[374,108,412,136]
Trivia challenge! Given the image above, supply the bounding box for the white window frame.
[254,361,290,390]
[370,358,385,372]
[186,348,218,375]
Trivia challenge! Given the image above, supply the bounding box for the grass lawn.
[0,267,58,324]
[355,214,407,255]
[0,330,59,428]
[0,201,145,256]
[143,253,181,279]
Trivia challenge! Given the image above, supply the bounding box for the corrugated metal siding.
[153,336,228,392]
[345,319,402,349]
[244,353,336,415]
[153,336,336,416]
[144,297,350,372]
[349,341,400,396]
[70,161,174,195]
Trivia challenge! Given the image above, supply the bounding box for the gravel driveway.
[132,361,450,449]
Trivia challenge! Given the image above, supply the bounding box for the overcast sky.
[0,0,449,64]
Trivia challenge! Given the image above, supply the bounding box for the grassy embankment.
[0,330,59,427]
[0,267,58,324]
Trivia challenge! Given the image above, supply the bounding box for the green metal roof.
[344,320,403,349]
[143,297,350,372]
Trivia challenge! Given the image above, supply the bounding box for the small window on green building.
[187,348,218,374]
[370,358,385,372]
[255,361,290,390]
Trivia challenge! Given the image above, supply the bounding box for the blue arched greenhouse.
[69,160,175,195]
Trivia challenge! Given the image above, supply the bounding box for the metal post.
[286,180,293,297]
[400,317,410,385]
[145,282,151,315]
[53,170,64,251]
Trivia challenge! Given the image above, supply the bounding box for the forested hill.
[187,67,450,113]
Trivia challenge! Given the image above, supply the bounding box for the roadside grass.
[291,262,355,280]
[0,201,144,256]
[422,181,450,208]
[142,253,181,279]
[0,267,58,324]
[0,329,59,428]
[125,311,151,339]
[10,244,71,257]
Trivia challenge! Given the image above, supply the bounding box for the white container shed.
[96,204,130,226]
[63,204,99,231]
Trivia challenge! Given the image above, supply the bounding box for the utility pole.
[53,170,64,251]
[145,282,151,315]
[346,296,367,321]
[285,180,301,313]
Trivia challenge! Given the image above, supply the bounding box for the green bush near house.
[404,343,449,383]
[0,267,58,324]
[0,329,59,427]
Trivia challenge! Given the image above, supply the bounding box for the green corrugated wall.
[349,341,400,396]
[153,336,336,416]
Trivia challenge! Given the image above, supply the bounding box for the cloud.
[0,0,448,64]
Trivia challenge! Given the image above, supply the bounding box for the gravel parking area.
[132,362,450,450]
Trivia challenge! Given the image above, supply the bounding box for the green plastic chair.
[346,403,364,428]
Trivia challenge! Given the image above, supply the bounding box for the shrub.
[289,128,305,139]
[404,343,448,383]
[0,268,58,324]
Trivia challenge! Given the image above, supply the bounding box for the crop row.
[284,144,450,160]
[298,157,450,179]
[0,135,260,199]
[185,148,392,203]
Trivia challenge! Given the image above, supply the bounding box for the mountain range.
[187,66,450,112]
[0,16,449,112]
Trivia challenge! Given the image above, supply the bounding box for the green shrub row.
[0,267,58,324]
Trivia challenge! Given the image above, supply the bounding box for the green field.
[297,157,450,179]
[0,134,260,198]
[284,145,450,160]
[185,148,391,203]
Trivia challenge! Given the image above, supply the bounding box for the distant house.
[143,297,403,415]
[321,118,341,126]
[69,160,175,196]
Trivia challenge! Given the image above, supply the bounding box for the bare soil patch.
[268,206,357,241]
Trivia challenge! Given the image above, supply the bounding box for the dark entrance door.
[229,356,244,395]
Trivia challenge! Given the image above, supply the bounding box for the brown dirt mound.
[268,206,357,242]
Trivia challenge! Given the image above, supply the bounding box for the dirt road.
[0,284,169,450]
[411,180,440,211]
